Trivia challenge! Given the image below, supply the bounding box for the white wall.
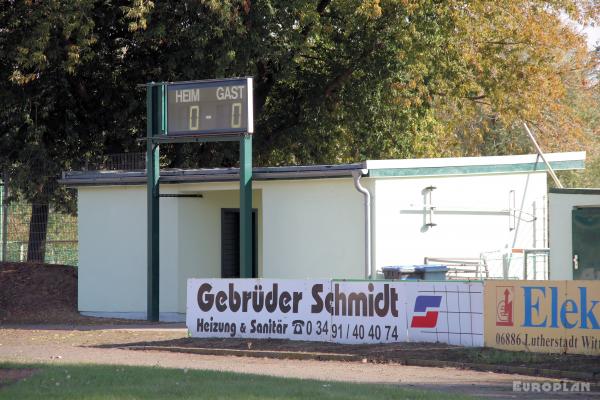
[261,178,365,279]
[372,173,548,279]
[79,184,263,317]
[78,185,179,316]
[549,192,600,280]
[78,179,364,317]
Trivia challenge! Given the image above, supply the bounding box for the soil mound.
[0,262,81,324]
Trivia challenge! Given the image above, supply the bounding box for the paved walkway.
[0,326,597,399]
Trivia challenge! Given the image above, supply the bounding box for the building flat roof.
[60,151,585,187]
[60,163,366,186]
[367,151,585,178]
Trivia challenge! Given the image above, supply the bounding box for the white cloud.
[583,24,599,50]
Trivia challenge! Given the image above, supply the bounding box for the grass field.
[0,363,473,400]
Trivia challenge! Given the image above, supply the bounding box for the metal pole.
[523,123,563,188]
[240,134,253,278]
[502,253,509,279]
[532,201,537,280]
[542,195,548,279]
[146,84,163,321]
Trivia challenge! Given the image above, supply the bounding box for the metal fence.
[0,153,145,267]
[84,152,146,171]
[0,201,78,266]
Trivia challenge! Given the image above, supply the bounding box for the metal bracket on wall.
[158,194,203,198]
[423,186,437,227]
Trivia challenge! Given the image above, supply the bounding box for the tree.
[1,1,599,261]
[556,67,600,187]
[0,1,142,261]
[122,1,598,165]
[118,0,463,166]
[434,2,599,157]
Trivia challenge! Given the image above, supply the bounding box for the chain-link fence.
[0,153,146,267]
[0,201,77,266]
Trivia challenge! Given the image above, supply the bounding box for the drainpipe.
[352,169,372,279]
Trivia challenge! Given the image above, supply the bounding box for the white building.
[549,188,600,280]
[62,151,585,321]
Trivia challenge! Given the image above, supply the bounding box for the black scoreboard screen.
[166,78,253,136]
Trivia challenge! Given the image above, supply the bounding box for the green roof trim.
[368,159,584,178]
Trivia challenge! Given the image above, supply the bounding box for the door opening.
[221,209,257,278]
[572,207,600,280]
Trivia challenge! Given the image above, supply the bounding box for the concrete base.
[81,311,185,323]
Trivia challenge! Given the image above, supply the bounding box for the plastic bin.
[381,266,423,280]
[381,265,448,280]
[419,265,448,280]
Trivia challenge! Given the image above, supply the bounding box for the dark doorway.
[572,207,600,280]
[221,209,258,278]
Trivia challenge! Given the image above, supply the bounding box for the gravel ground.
[1,325,598,399]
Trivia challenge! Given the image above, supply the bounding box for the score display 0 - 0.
[166,77,253,136]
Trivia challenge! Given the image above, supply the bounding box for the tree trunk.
[27,202,49,262]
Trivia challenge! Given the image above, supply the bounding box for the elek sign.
[485,281,600,355]
[166,77,253,136]
[522,286,599,330]
[494,285,599,330]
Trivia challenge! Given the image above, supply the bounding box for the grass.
[0,363,474,400]
[459,348,576,371]
[461,348,556,365]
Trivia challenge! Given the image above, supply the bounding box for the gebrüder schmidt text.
[196,282,399,317]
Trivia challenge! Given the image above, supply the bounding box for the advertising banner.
[484,280,600,355]
[187,279,484,346]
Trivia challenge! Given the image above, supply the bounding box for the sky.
[583,24,600,50]
[565,16,599,50]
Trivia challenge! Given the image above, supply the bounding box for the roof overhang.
[60,151,586,187]
[60,163,366,187]
[366,151,585,178]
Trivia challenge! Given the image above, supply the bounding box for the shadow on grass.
[0,323,186,331]
[0,362,473,400]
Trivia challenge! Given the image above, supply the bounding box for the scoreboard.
[166,77,253,136]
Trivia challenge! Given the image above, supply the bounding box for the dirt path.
[0,325,597,399]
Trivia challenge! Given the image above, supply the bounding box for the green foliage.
[554,71,600,188]
[0,1,137,209]
[1,0,599,210]
[121,0,461,166]
[0,363,473,400]
[435,2,599,159]
[462,348,547,365]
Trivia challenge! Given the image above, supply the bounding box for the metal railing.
[84,152,146,171]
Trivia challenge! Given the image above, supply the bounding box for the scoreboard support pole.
[240,134,253,279]
[146,84,164,322]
